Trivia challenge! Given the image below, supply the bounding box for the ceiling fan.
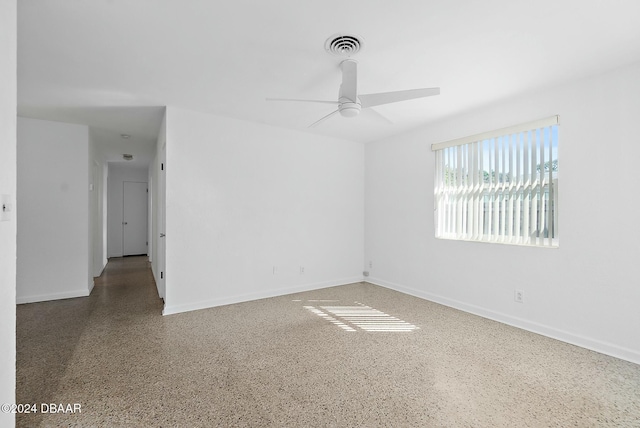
[267,58,440,127]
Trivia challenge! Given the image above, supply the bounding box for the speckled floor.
[16,256,640,427]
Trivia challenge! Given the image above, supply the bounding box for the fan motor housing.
[338,100,361,117]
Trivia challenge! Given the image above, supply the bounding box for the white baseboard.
[366,276,640,366]
[17,287,92,304]
[92,262,106,279]
[162,276,363,316]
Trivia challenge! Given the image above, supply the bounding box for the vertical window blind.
[432,116,559,247]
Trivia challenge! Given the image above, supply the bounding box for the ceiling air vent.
[123,154,133,161]
[325,34,363,57]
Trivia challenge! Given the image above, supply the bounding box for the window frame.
[432,116,559,248]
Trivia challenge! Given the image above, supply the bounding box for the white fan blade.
[359,88,440,108]
[308,109,340,128]
[366,107,394,125]
[266,97,338,105]
[339,59,358,103]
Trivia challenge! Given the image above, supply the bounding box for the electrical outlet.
[369,260,373,268]
[514,289,524,303]
[272,266,278,275]
[299,266,305,274]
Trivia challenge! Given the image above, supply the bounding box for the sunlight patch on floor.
[301,301,419,332]
[303,306,356,331]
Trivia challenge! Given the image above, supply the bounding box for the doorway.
[106,163,149,258]
[123,181,148,256]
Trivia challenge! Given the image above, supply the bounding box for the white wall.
[163,107,364,315]
[0,1,16,425]
[365,61,640,364]
[107,163,148,257]
[17,117,91,304]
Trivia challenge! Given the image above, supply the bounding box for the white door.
[157,142,166,299]
[123,181,148,256]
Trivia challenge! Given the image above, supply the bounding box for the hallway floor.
[16,256,640,427]
[16,256,163,427]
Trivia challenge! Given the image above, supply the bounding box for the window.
[432,116,559,247]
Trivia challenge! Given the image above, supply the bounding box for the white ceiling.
[17,0,640,155]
